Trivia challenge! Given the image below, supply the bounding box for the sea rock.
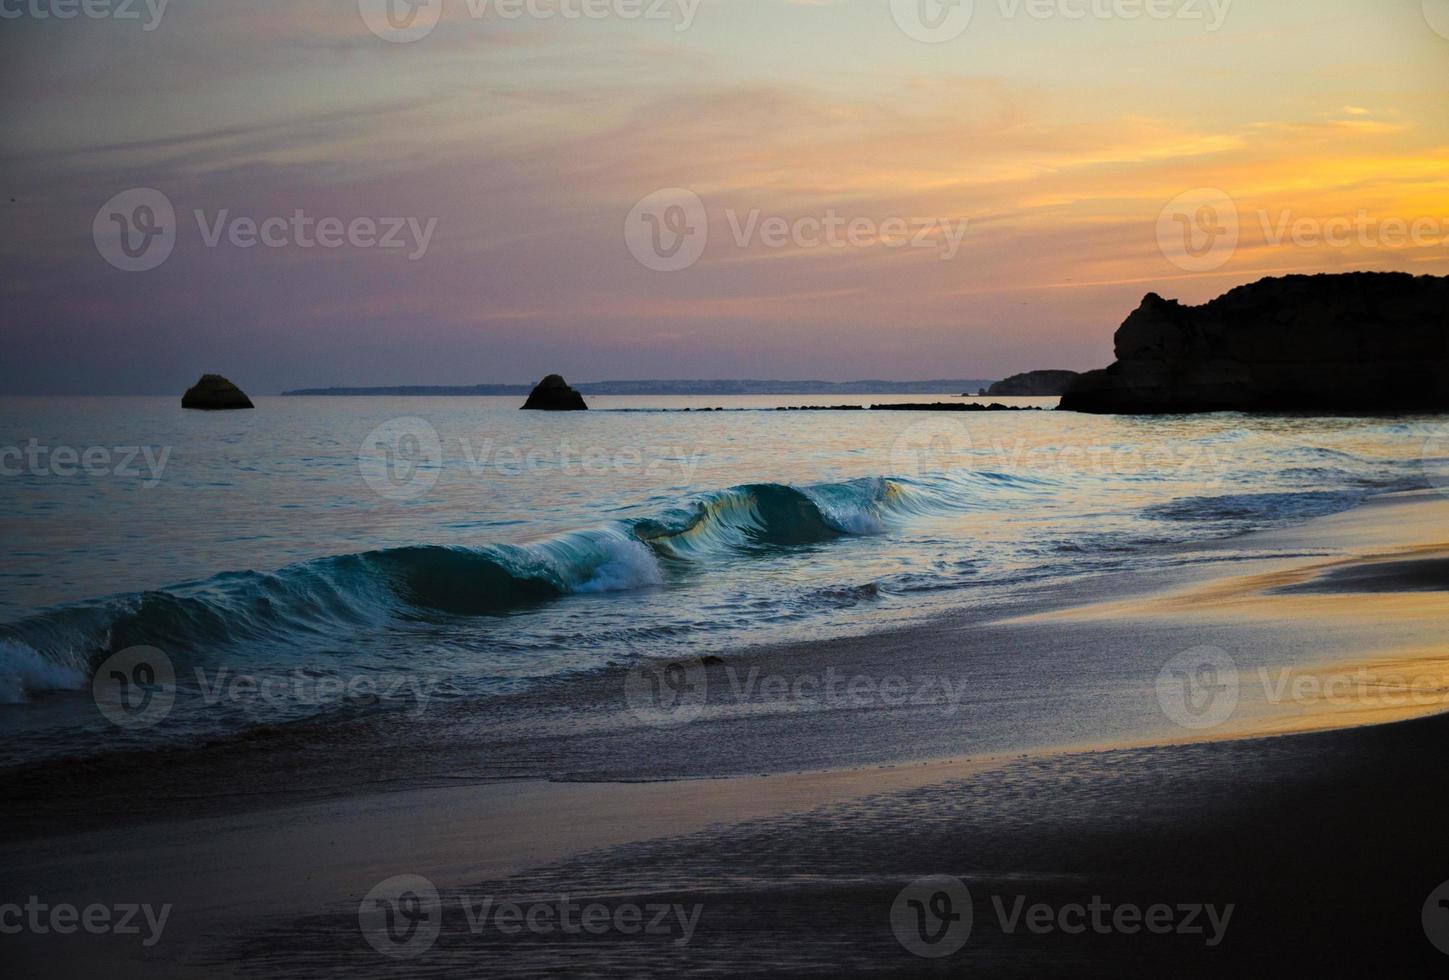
[181,374,254,411]
[521,374,588,411]
[984,370,1081,396]
[1059,273,1449,414]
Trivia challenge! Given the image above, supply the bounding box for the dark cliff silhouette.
[984,370,1081,396]
[1061,273,1449,413]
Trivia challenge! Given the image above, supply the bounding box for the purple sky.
[3,0,1447,394]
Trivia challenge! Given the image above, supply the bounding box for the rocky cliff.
[985,370,1081,397]
[1059,273,1449,414]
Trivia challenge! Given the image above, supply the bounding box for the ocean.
[0,394,1441,768]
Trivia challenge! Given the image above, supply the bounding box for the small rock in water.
[521,374,588,411]
[181,374,254,411]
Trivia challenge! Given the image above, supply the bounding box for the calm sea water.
[0,395,1442,766]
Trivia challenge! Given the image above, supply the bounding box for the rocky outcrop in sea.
[182,374,254,411]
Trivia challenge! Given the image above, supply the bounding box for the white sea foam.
[0,639,87,704]
[575,537,665,594]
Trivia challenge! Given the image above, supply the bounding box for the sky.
[2,0,1447,394]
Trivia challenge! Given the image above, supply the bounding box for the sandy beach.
[6,488,1449,977]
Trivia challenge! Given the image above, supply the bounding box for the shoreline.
[8,488,1449,833]
[8,488,1449,975]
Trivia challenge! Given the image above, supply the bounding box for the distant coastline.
[282,379,998,397]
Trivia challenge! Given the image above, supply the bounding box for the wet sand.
[226,712,1449,978]
[7,491,1449,976]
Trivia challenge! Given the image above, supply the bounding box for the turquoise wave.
[0,478,931,697]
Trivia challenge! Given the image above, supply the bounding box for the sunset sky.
[3,0,1447,393]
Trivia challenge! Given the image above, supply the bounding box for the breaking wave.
[0,478,920,698]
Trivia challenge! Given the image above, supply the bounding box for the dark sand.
[228,712,1449,978]
[1277,554,1449,593]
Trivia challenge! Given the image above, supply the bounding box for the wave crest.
[0,479,910,689]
